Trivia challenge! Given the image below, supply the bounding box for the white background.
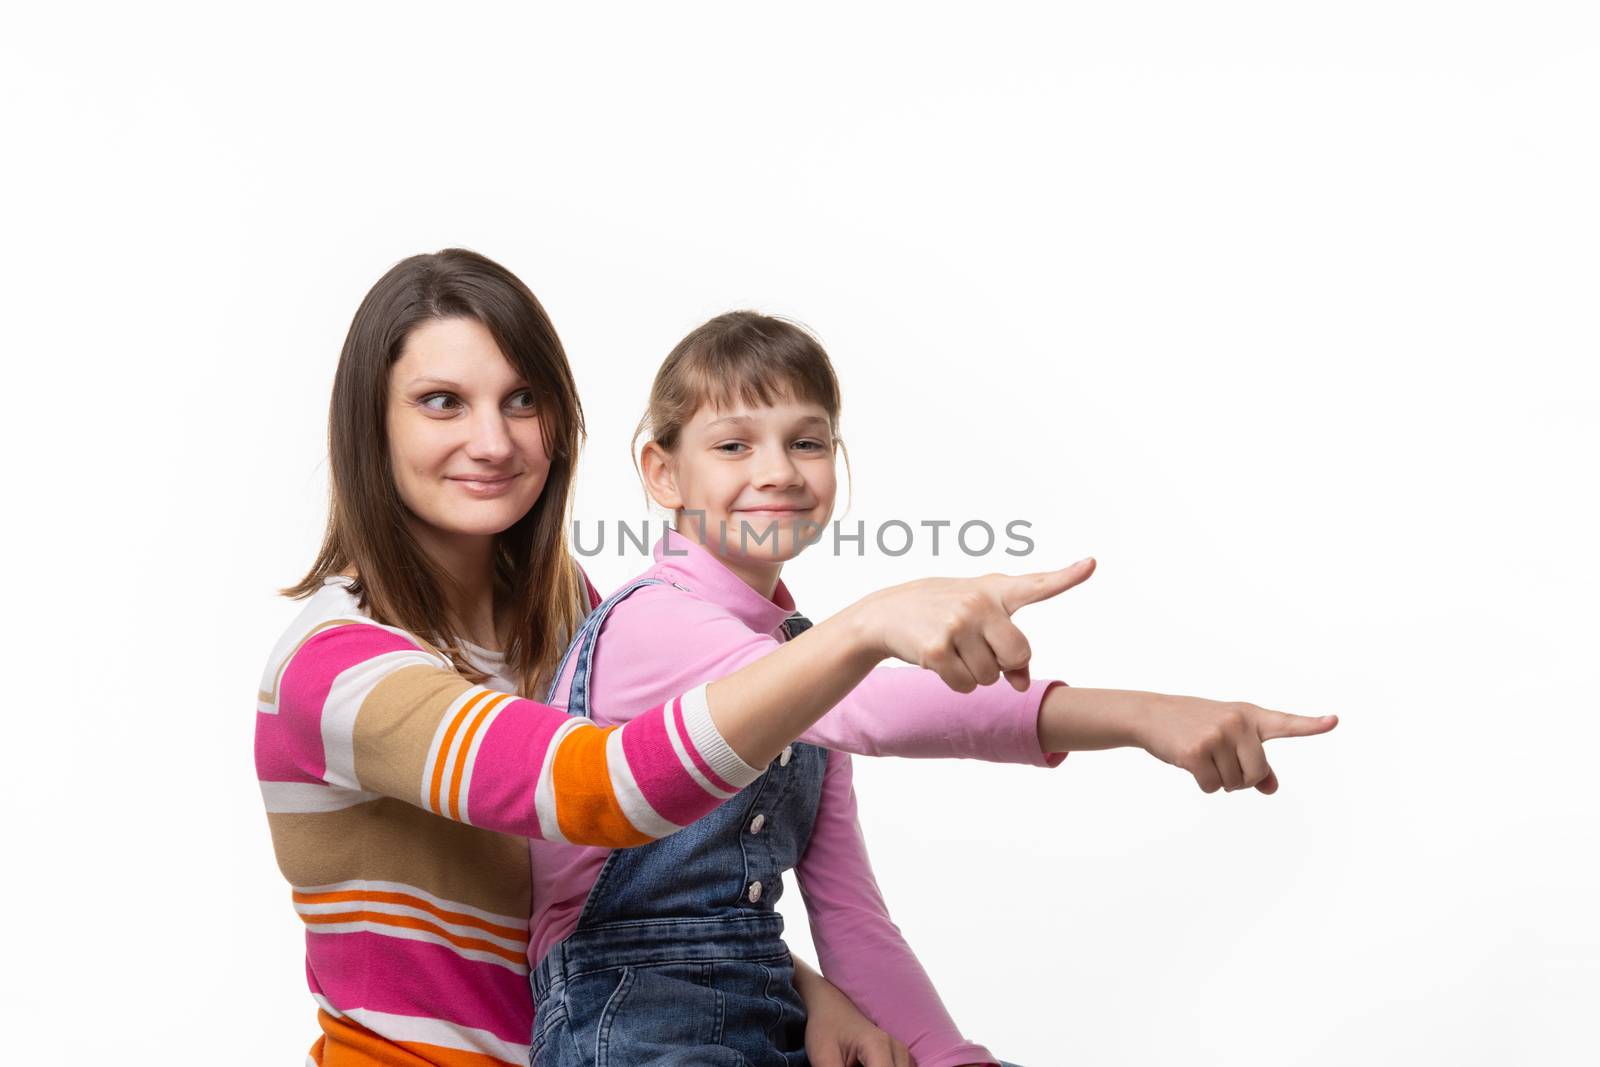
[3,3,1596,1064]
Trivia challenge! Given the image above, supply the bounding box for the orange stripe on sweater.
[448,692,509,821]
[551,723,652,847]
[428,690,493,815]
[293,889,527,942]
[315,1010,517,1066]
[301,910,527,965]
[395,1042,518,1067]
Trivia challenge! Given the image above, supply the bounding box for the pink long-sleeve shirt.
[530,529,1066,1067]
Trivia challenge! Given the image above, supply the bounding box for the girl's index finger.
[998,557,1096,613]
[1258,710,1340,741]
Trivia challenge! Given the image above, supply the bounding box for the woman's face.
[386,317,551,555]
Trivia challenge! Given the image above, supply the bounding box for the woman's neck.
[410,522,502,650]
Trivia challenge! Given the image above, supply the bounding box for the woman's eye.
[506,389,538,414]
[419,393,461,413]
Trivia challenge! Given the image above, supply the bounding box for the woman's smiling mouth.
[449,473,522,497]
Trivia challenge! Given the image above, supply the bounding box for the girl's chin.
[714,542,809,567]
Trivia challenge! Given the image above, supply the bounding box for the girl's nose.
[753,449,803,490]
[464,411,515,463]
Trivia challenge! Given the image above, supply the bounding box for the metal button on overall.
[747,881,763,903]
[749,813,765,834]
[778,746,794,767]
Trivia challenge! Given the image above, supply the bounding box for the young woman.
[258,249,1095,1066]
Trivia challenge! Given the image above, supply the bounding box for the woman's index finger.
[1258,710,1340,741]
[998,557,1096,613]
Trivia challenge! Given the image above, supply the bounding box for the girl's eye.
[792,439,827,453]
[419,393,461,413]
[714,442,749,455]
[506,389,538,414]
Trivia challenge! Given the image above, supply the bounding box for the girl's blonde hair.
[632,311,852,508]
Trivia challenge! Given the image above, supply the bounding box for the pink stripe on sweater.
[617,700,723,826]
[305,955,323,995]
[256,711,324,784]
[671,696,738,794]
[262,625,421,783]
[305,929,532,1045]
[463,696,568,838]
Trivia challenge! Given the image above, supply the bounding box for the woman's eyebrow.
[403,376,531,391]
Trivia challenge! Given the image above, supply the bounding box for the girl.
[257,250,1099,1067]
[528,312,1339,1067]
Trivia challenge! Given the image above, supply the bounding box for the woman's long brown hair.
[285,248,586,697]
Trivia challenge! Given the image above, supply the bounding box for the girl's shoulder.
[580,571,754,661]
[603,565,728,619]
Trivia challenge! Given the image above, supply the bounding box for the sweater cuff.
[1036,679,1069,768]
[677,683,764,789]
[1014,678,1068,768]
[917,1044,1001,1067]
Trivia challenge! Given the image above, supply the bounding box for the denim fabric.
[532,578,826,1067]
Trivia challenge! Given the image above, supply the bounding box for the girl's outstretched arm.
[1037,686,1339,793]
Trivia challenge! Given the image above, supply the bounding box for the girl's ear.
[639,441,683,510]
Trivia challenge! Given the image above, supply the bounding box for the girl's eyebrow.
[705,414,829,430]
[704,414,753,430]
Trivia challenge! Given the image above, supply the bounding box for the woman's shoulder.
[574,560,601,611]
[256,577,443,714]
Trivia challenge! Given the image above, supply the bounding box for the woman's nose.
[464,411,514,463]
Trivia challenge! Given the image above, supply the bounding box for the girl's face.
[644,397,838,590]
[386,317,551,558]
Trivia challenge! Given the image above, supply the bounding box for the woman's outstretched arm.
[258,561,1095,848]
[704,561,1095,765]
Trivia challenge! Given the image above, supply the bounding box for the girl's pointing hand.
[1037,687,1338,794]
[1152,700,1337,793]
[1138,696,1338,794]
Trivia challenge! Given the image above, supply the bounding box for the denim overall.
[531,577,827,1067]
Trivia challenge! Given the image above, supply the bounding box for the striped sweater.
[256,575,765,1066]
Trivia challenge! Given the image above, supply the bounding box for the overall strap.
[780,612,813,640]
[546,577,665,719]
